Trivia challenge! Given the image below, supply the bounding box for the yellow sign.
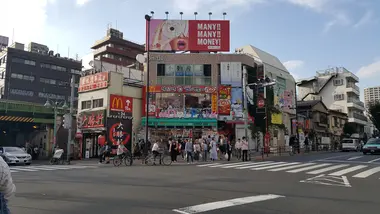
[211,94,218,113]
[112,97,122,109]
[271,113,283,124]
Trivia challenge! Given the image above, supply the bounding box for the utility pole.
[67,74,75,162]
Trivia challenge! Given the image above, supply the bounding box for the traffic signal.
[62,113,72,129]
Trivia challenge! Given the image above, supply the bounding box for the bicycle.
[144,151,172,166]
[113,151,133,167]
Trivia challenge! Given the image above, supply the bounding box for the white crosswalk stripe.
[9,165,98,173]
[196,161,380,180]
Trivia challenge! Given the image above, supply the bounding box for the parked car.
[341,138,361,152]
[363,138,380,155]
[0,147,32,165]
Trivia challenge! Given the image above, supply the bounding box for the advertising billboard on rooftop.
[146,19,230,52]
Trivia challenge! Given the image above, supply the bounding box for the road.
[8,152,380,214]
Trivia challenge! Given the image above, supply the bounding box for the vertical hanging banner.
[218,85,231,115]
[107,118,133,151]
[211,93,218,113]
[231,88,243,119]
[220,62,242,87]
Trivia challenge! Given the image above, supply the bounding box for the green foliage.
[367,101,380,131]
[343,122,356,135]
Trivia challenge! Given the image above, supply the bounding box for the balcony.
[340,67,359,82]
[347,98,365,111]
[346,82,360,95]
[348,112,368,125]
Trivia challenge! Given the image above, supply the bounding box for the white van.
[341,138,361,152]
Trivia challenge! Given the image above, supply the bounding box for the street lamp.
[145,14,152,154]
[44,99,68,153]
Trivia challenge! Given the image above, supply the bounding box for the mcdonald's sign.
[110,94,133,115]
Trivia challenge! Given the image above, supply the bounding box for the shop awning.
[141,118,217,127]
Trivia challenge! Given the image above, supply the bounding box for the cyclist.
[151,141,160,165]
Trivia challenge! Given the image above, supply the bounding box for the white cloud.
[283,60,305,80]
[285,0,328,11]
[0,0,56,45]
[356,60,380,79]
[354,10,373,28]
[76,0,92,6]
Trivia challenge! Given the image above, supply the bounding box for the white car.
[0,147,32,165]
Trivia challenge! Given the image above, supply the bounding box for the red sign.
[218,85,231,115]
[147,19,230,52]
[258,99,265,108]
[78,72,109,93]
[78,110,105,129]
[109,94,133,113]
[148,85,217,93]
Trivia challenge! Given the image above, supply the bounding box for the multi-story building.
[297,67,367,134]
[142,50,294,149]
[364,86,380,107]
[0,42,81,104]
[90,28,145,69]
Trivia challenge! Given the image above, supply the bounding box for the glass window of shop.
[156,93,184,110]
[184,93,213,116]
[156,64,212,85]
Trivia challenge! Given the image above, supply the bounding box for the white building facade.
[364,86,380,107]
[297,67,367,134]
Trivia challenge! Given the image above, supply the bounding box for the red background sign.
[218,85,231,115]
[109,94,133,113]
[79,72,109,93]
[148,85,217,93]
[258,99,265,108]
[78,110,105,129]
[147,19,230,52]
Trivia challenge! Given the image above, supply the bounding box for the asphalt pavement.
[8,152,380,214]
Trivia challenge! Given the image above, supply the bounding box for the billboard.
[148,85,217,94]
[107,118,132,151]
[231,88,243,119]
[78,72,109,93]
[147,19,230,52]
[218,85,231,115]
[221,62,242,87]
[109,94,133,119]
[78,110,105,129]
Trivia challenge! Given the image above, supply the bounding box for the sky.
[0,0,379,100]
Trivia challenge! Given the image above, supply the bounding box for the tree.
[367,101,380,131]
[343,122,356,135]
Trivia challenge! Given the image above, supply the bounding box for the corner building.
[141,53,261,142]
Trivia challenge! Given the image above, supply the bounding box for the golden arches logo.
[112,97,123,109]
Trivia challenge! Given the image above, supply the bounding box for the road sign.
[258,99,265,108]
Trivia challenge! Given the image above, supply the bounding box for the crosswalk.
[9,165,98,173]
[197,161,380,179]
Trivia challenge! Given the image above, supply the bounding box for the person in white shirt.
[151,141,160,165]
[241,137,249,162]
[0,156,16,213]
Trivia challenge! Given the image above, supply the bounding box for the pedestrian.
[201,138,208,161]
[185,139,194,164]
[169,138,178,162]
[210,137,218,161]
[193,140,201,161]
[241,137,249,162]
[99,144,106,164]
[235,138,242,160]
[0,156,16,214]
[226,140,232,161]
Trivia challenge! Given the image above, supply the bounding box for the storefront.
[141,85,218,141]
[78,110,106,158]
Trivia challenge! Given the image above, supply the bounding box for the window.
[38,92,65,100]
[333,79,343,86]
[10,88,34,97]
[334,94,344,100]
[71,69,81,75]
[81,100,91,109]
[159,64,212,85]
[40,77,56,85]
[12,57,36,66]
[10,73,35,81]
[92,98,103,108]
[41,63,67,72]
